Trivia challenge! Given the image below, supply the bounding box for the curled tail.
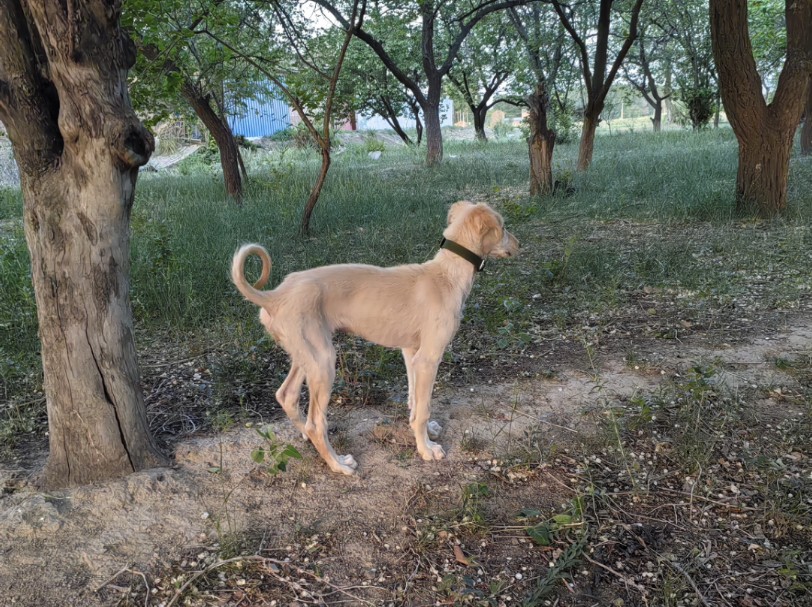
[231,244,273,308]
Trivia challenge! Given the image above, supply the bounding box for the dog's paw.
[331,454,358,475]
[427,420,443,441]
[419,441,446,461]
[338,454,358,469]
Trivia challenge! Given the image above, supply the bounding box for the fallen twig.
[95,566,150,607]
[165,555,378,607]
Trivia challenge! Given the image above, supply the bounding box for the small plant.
[492,121,514,140]
[523,497,585,547]
[251,425,302,474]
[364,133,386,154]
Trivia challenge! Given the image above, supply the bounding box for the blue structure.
[227,82,291,138]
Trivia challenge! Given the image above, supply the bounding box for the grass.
[2,125,811,453]
[3,128,812,605]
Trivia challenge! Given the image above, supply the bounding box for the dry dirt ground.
[0,318,810,607]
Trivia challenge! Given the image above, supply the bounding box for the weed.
[251,425,302,475]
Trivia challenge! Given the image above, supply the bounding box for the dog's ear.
[447,200,474,226]
[471,205,503,250]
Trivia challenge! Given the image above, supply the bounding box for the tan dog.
[232,201,519,474]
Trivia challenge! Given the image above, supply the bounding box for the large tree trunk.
[710,0,812,217]
[0,0,165,488]
[527,83,556,196]
[182,84,243,203]
[423,102,443,166]
[577,110,600,172]
[802,84,812,156]
[736,130,794,215]
[423,78,444,165]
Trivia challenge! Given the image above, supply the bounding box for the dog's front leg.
[403,347,443,441]
[409,351,445,461]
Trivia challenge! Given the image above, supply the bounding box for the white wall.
[355,99,454,131]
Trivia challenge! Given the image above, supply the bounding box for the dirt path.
[1,320,810,606]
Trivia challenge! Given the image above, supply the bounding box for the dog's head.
[445,200,519,259]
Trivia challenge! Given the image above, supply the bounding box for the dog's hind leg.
[408,349,446,461]
[302,339,358,475]
[403,347,442,441]
[276,364,307,438]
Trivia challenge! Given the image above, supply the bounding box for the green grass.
[2,126,812,451]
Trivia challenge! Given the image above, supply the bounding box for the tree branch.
[551,0,592,92]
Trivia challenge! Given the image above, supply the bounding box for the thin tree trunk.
[802,84,812,156]
[577,111,600,172]
[416,117,424,146]
[0,0,166,488]
[237,146,248,180]
[380,96,414,145]
[713,89,721,128]
[472,106,488,141]
[527,83,556,196]
[408,99,424,146]
[385,115,414,145]
[183,85,243,203]
[651,102,663,133]
[301,148,331,234]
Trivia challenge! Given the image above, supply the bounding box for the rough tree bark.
[710,0,812,216]
[134,22,244,203]
[181,81,242,204]
[181,82,243,203]
[509,6,564,197]
[423,75,444,164]
[527,83,556,196]
[0,0,165,488]
[802,82,812,156]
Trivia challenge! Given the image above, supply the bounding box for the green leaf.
[527,523,553,546]
[518,508,542,520]
[251,448,266,464]
[280,445,303,460]
[552,514,573,526]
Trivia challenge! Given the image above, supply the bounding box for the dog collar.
[440,238,485,272]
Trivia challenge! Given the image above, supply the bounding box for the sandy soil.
[1,319,810,606]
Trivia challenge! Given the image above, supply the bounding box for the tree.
[340,26,423,145]
[126,0,254,202]
[803,83,812,156]
[199,0,362,233]
[710,0,812,216]
[623,16,673,132]
[448,13,516,141]
[662,0,718,130]
[507,4,569,195]
[315,0,533,166]
[0,0,165,488]
[551,0,645,171]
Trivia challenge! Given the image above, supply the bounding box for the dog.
[232,201,519,474]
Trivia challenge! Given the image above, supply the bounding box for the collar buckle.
[440,237,486,272]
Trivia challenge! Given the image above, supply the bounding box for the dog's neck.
[439,238,485,272]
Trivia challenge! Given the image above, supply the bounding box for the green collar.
[440,238,485,272]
